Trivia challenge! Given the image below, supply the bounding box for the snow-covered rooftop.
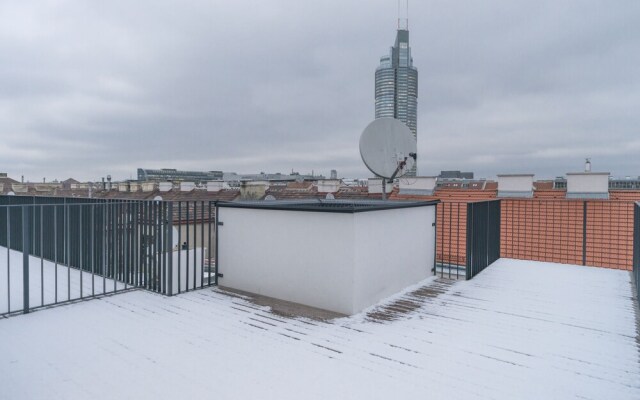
[0,259,638,399]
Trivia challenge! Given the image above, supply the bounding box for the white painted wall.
[566,173,610,194]
[352,206,434,313]
[399,176,437,191]
[497,175,534,193]
[218,208,355,314]
[206,181,225,192]
[317,180,341,193]
[159,182,172,192]
[217,205,436,315]
[180,182,195,192]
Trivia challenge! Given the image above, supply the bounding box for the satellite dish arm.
[387,152,417,183]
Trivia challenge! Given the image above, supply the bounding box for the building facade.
[375,26,418,175]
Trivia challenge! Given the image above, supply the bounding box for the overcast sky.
[1,0,638,182]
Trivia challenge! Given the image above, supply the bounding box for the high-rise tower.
[375,1,418,175]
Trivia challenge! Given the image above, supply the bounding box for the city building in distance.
[137,168,223,183]
[375,0,418,176]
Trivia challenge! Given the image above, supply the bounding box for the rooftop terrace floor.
[0,259,638,399]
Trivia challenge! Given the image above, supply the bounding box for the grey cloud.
[0,0,638,182]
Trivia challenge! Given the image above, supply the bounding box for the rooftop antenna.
[398,0,409,30]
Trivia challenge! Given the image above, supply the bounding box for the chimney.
[585,158,592,172]
[107,175,112,191]
[399,176,437,195]
[566,172,610,199]
[497,174,534,198]
[159,182,173,192]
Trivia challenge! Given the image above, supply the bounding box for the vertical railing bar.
[186,201,190,292]
[448,204,452,279]
[54,205,57,303]
[91,203,95,297]
[456,203,460,280]
[113,201,117,293]
[6,207,10,313]
[201,200,204,289]
[215,202,219,286]
[193,201,197,290]
[124,202,129,290]
[208,201,212,286]
[79,205,83,299]
[168,202,174,295]
[22,205,30,314]
[178,202,182,294]
[66,202,70,301]
[102,203,107,294]
[40,205,44,306]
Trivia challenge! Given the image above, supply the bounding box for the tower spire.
[398,0,408,30]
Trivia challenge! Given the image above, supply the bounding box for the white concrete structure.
[399,176,437,195]
[206,181,225,192]
[180,182,196,192]
[316,179,341,193]
[159,182,172,192]
[566,172,610,199]
[497,174,534,198]
[141,182,156,192]
[217,201,437,315]
[367,178,393,194]
[11,184,28,193]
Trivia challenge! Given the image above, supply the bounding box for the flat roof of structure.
[217,199,439,213]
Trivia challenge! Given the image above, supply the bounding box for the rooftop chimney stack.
[585,158,592,172]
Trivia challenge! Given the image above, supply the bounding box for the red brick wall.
[436,198,636,271]
[500,199,634,270]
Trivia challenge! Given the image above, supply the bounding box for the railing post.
[167,202,174,295]
[22,205,30,314]
[582,201,587,266]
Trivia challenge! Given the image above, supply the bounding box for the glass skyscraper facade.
[375,28,418,176]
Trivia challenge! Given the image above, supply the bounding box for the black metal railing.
[1,196,218,317]
[435,200,501,280]
[633,202,639,305]
[435,202,467,279]
[466,200,501,280]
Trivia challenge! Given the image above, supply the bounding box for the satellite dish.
[325,193,335,200]
[154,195,163,202]
[7,191,15,196]
[359,118,416,179]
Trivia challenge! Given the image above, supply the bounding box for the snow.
[0,247,125,314]
[0,258,638,399]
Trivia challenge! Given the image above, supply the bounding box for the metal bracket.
[217,221,224,226]
[217,273,224,278]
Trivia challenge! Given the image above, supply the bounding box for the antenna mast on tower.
[398,0,409,30]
